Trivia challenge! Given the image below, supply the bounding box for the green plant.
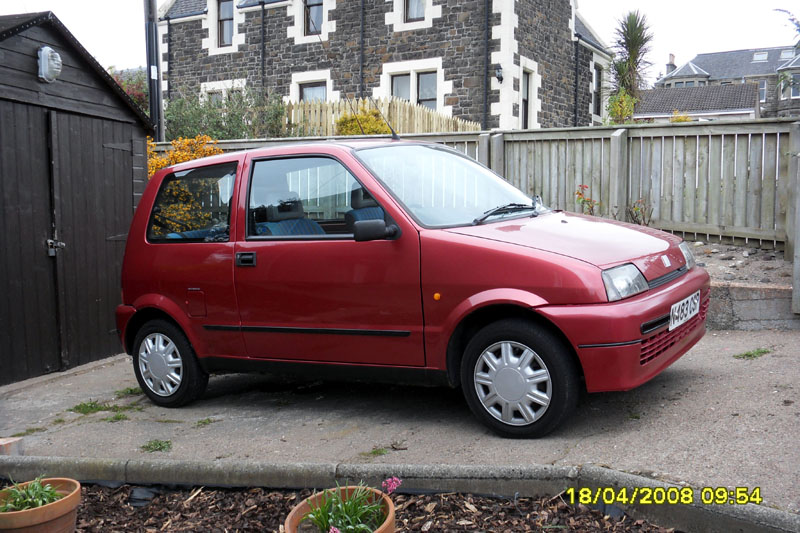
[626,198,653,226]
[302,477,401,533]
[611,10,653,98]
[102,413,129,423]
[10,427,46,438]
[575,184,599,216]
[195,417,216,428]
[68,400,107,415]
[141,439,172,453]
[669,110,691,123]
[0,476,63,512]
[606,88,637,124]
[733,348,770,360]
[108,66,149,114]
[336,107,392,136]
[115,387,143,398]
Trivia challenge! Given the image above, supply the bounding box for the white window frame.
[289,69,340,102]
[373,58,452,115]
[518,56,541,129]
[590,52,610,124]
[758,79,767,102]
[288,0,336,45]
[752,51,768,62]
[202,0,246,56]
[385,0,442,32]
[200,79,247,102]
[792,73,800,99]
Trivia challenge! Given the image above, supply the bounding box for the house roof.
[660,61,709,81]
[575,14,610,56]
[635,84,758,116]
[162,0,286,20]
[778,53,800,71]
[690,47,794,80]
[0,11,153,132]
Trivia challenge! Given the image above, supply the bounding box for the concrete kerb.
[1,457,798,533]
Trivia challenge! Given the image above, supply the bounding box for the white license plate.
[669,290,700,331]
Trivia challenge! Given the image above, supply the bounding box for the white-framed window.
[793,73,800,99]
[685,81,695,87]
[517,56,541,129]
[675,81,684,88]
[288,0,336,45]
[758,79,767,102]
[752,51,768,62]
[521,70,531,129]
[200,78,246,101]
[780,49,794,60]
[374,58,453,115]
[289,70,339,102]
[202,0,246,55]
[385,0,441,32]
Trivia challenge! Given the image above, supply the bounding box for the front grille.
[648,266,688,290]
[640,295,709,366]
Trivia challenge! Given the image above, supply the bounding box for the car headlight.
[602,263,649,302]
[678,241,696,270]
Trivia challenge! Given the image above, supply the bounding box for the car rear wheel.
[461,318,579,438]
[133,319,208,407]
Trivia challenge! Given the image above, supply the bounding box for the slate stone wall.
[163,0,591,129]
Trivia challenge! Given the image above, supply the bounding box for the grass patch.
[154,419,182,424]
[733,348,770,360]
[141,439,171,453]
[11,427,46,438]
[102,413,129,423]
[52,418,65,425]
[627,412,641,420]
[360,447,388,458]
[68,401,108,415]
[195,417,216,428]
[115,386,143,398]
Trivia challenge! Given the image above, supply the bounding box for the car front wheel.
[461,318,580,438]
[133,319,208,407]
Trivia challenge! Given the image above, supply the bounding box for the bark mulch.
[75,484,676,532]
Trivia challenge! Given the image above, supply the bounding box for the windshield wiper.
[472,203,538,225]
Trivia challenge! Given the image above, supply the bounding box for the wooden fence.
[286,97,480,136]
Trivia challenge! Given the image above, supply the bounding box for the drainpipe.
[261,0,266,95]
[359,0,365,98]
[573,37,579,127]
[482,0,489,130]
[166,17,171,100]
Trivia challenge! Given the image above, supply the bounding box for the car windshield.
[356,144,539,227]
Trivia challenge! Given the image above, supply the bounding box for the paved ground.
[1,330,798,520]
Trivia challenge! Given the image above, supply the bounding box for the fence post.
[491,133,505,176]
[789,122,800,313]
[609,128,629,218]
[478,133,491,167]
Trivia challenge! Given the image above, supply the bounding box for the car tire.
[460,318,580,438]
[132,319,208,407]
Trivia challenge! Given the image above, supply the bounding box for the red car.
[117,140,709,438]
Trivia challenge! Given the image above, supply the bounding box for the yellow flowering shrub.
[669,110,692,123]
[147,135,223,178]
[336,108,392,136]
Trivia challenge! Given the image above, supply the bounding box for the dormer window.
[218,0,233,47]
[752,51,768,62]
[781,49,794,60]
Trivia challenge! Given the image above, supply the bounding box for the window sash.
[392,74,411,101]
[218,0,233,47]
[522,71,530,128]
[300,82,327,102]
[305,0,323,36]
[417,72,437,109]
[793,74,800,98]
[405,0,425,22]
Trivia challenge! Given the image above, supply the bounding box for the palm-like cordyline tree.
[612,10,654,98]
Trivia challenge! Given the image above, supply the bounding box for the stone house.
[157,0,611,130]
[655,43,800,118]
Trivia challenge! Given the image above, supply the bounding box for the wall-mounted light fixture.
[38,46,62,83]
[495,66,503,83]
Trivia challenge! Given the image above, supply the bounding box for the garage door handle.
[235,252,256,267]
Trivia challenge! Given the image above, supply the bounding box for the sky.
[1,0,798,85]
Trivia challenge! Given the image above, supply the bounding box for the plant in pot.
[284,477,402,533]
[0,476,81,533]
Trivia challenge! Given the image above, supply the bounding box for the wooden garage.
[0,12,152,385]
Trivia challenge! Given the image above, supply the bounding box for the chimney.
[666,54,676,75]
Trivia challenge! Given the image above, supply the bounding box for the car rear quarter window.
[147,162,237,243]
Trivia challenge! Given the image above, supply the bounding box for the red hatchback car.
[117,140,709,438]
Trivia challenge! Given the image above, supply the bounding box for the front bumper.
[538,267,710,392]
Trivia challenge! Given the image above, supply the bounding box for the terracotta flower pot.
[0,478,81,533]
[284,485,395,533]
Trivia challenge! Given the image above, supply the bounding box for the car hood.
[446,211,686,281]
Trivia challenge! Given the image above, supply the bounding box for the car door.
[233,152,425,366]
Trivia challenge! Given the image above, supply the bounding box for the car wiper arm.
[472,203,537,225]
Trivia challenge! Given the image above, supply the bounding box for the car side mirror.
[353,219,399,242]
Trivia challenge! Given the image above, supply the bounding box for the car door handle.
[235,252,257,267]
